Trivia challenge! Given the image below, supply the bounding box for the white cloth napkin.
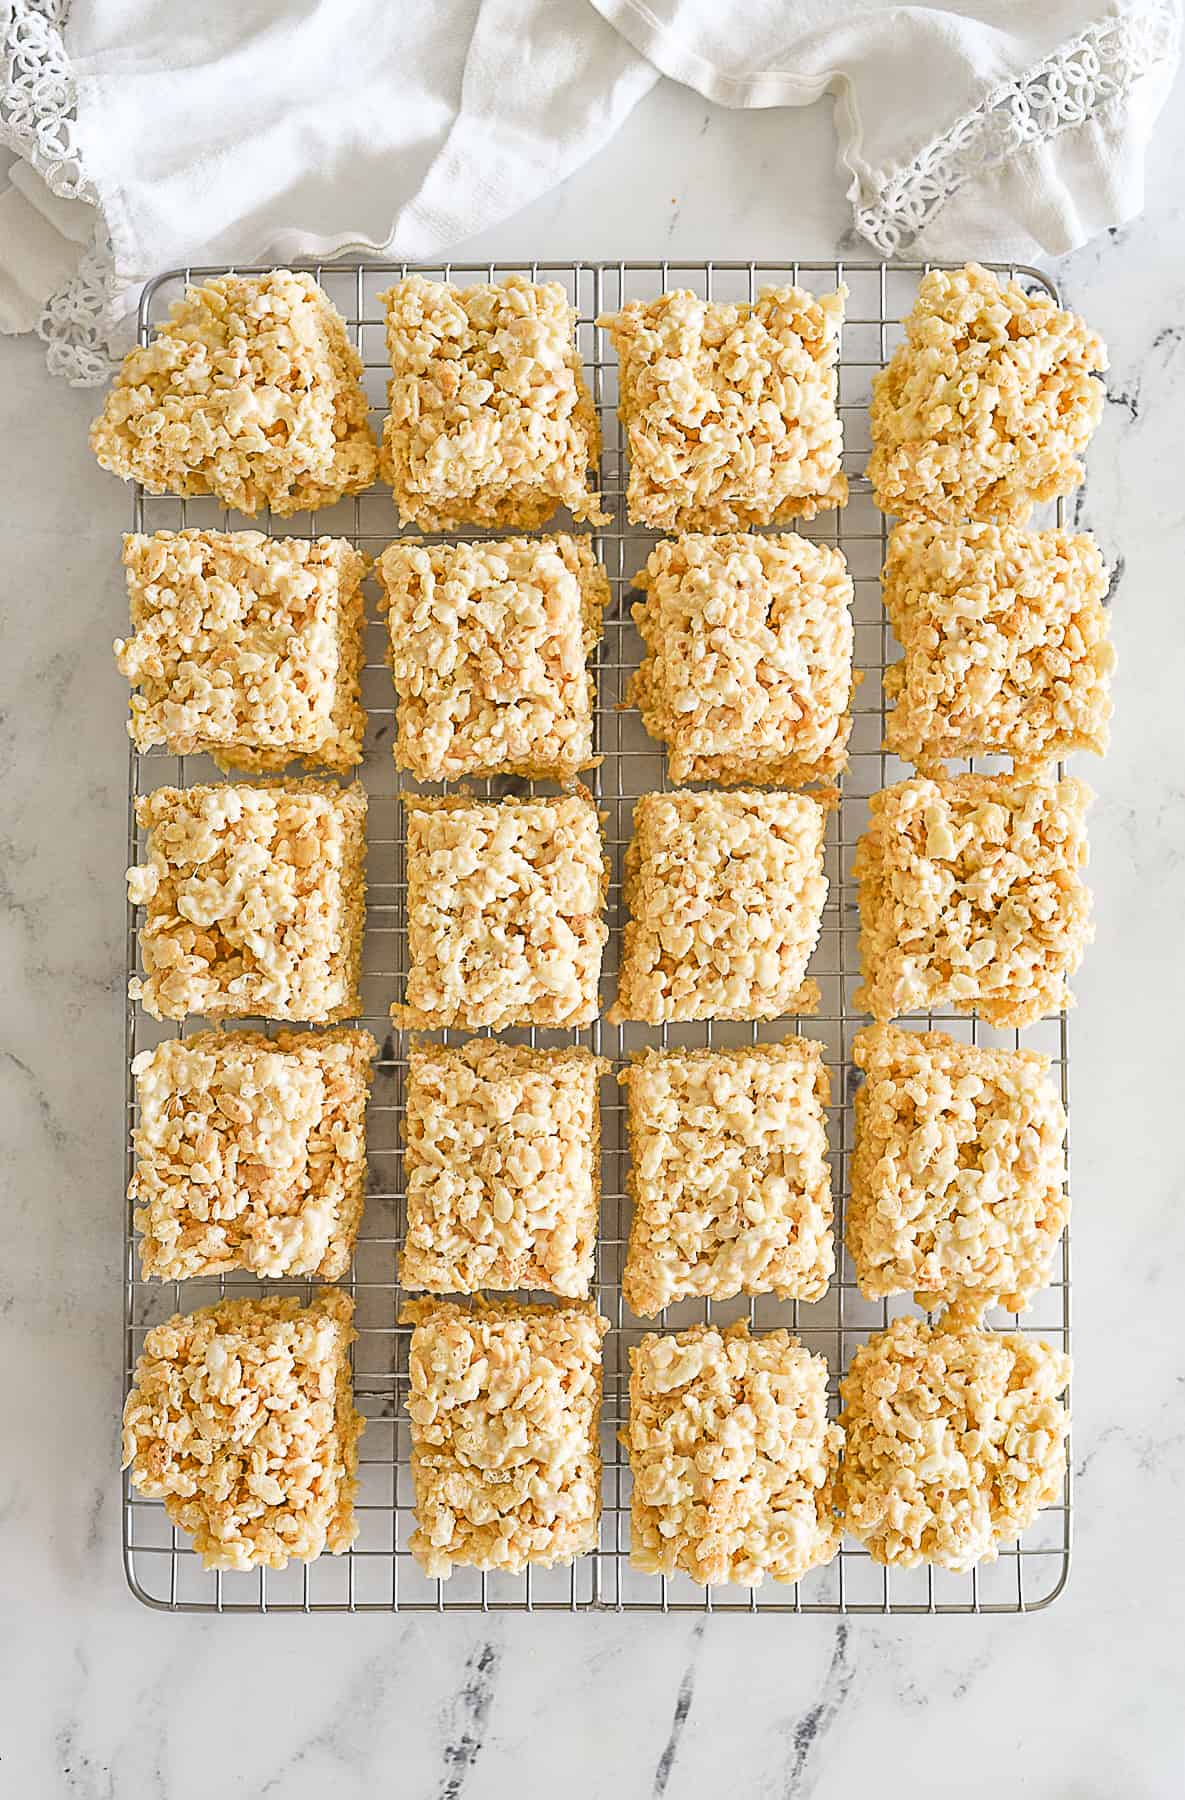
[1,0,1180,384]
[589,0,1182,260]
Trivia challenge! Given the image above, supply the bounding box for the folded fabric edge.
[838,1,1183,259]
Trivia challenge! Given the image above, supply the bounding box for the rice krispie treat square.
[868,263,1106,524]
[127,780,367,1023]
[882,522,1114,772]
[91,271,378,515]
[403,1299,609,1577]
[620,1041,833,1316]
[394,791,608,1032]
[838,1315,1070,1570]
[629,531,855,786]
[122,1289,363,1572]
[610,789,827,1024]
[131,1027,377,1282]
[401,1040,606,1298]
[849,1025,1067,1315]
[116,530,368,773]
[379,275,605,531]
[378,534,609,782]
[853,773,1092,1029]
[598,284,846,530]
[627,1322,842,1587]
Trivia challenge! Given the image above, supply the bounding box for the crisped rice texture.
[379,275,605,530]
[91,272,377,515]
[627,1322,842,1587]
[378,533,609,781]
[599,285,847,530]
[838,1315,1070,1570]
[621,1041,833,1315]
[401,1040,606,1298]
[117,530,368,773]
[868,263,1106,524]
[610,789,827,1024]
[121,1289,363,1571]
[630,531,855,786]
[403,1298,608,1577]
[131,1027,376,1281]
[127,779,367,1023]
[849,1025,1067,1315]
[394,789,608,1032]
[882,521,1114,772]
[853,772,1092,1029]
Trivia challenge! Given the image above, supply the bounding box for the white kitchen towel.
[1,0,1180,385]
[0,0,658,381]
[589,0,1182,260]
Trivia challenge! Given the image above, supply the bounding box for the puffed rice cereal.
[882,521,1114,771]
[127,780,367,1023]
[838,1314,1070,1570]
[401,1040,606,1298]
[379,275,605,530]
[131,1027,376,1281]
[403,1298,609,1577]
[121,1288,363,1571]
[853,772,1092,1029]
[620,1041,833,1316]
[627,1322,842,1587]
[599,284,847,530]
[849,1025,1067,1315]
[868,263,1106,523]
[91,271,378,515]
[378,534,609,781]
[610,789,827,1024]
[629,531,855,786]
[394,790,608,1032]
[116,530,368,773]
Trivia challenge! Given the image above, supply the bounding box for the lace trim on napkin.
[1,0,121,383]
[853,4,1182,255]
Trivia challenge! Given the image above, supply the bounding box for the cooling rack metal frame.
[123,258,1073,1615]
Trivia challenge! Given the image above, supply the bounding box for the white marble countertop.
[3,64,1185,1800]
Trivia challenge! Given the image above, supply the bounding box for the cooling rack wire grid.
[124,260,1072,1615]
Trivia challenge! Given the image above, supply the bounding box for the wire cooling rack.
[123,260,1072,1614]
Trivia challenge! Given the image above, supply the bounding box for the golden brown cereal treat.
[401,1040,606,1299]
[610,789,827,1024]
[403,1298,609,1577]
[849,1025,1067,1315]
[882,522,1114,772]
[127,780,367,1023]
[116,530,368,773]
[131,1027,376,1281]
[379,275,605,530]
[627,1322,841,1588]
[868,264,1106,524]
[599,285,847,530]
[377,534,609,782]
[629,532,855,787]
[620,1041,833,1315]
[394,790,608,1032]
[91,272,378,515]
[121,1289,363,1572]
[838,1314,1070,1570]
[853,772,1092,1029]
